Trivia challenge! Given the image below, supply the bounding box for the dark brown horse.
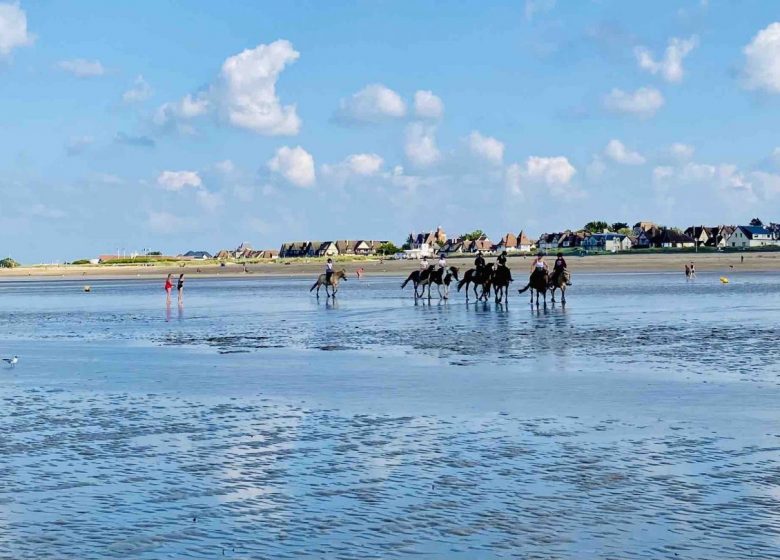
[401,266,434,298]
[517,268,549,306]
[457,267,490,301]
[491,265,513,304]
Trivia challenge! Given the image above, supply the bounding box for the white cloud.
[122,75,152,103]
[216,39,301,135]
[214,160,235,174]
[525,156,577,186]
[156,170,203,191]
[467,131,504,165]
[321,153,383,185]
[154,39,300,135]
[195,190,223,212]
[413,90,444,119]
[57,58,105,77]
[634,36,698,83]
[743,23,780,93]
[268,145,315,187]
[655,162,754,195]
[336,84,406,124]
[505,163,523,195]
[525,0,556,21]
[404,122,440,167]
[604,139,645,165]
[153,93,210,127]
[669,142,695,161]
[652,166,674,182]
[147,211,191,234]
[604,87,664,117]
[752,171,780,198]
[586,156,606,179]
[0,2,33,55]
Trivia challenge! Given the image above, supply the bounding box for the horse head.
[336,269,348,281]
[449,266,460,281]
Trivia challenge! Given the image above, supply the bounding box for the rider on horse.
[474,251,486,279]
[551,251,568,285]
[530,252,548,281]
[325,258,334,285]
[497,250,513,281]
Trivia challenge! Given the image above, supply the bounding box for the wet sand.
[0,274,779,558]
[1,251,778,281]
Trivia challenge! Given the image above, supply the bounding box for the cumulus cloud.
[153,39,301,135]
[404,122,440,167]
[216,39,301,135]
[652,166,674,182]
[156,170,203,191]
[743,22,780,93]
[505,163,523,195]
[268,145,315,188]
[634,36,698,83]
[669,142,695,161]
[57,58,105,77]
[604,139,645,165]
[122,75,152,103]
[525,156,577,186]
[335,84,406,124]
[321,153,384,185]
[414,90,444,119]
[467,131,504,165]
[0,2,34,55]
[604,87,664,117]
[654,161,754,195]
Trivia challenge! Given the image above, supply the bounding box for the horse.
[517,268,549,306]
[310,269,348,298]
[419,266,459,300]
[491,265,513,304]
[457,267,490,301]
[548,269,571,304]
[401,266,434,298]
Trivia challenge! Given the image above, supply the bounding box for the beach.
[1,251,778,281]
[0,272,779,558]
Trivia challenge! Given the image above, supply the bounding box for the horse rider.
[551,251,568,285]
[530,252,548,278]
[420,255,430,271]
[497,250,513,281]
[438,252,447,272]
[474,251,486,279]
[325,258,334,285]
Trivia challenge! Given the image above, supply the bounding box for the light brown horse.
[517,268,549,306]
[310,269,348,298]
[549,270,571,303]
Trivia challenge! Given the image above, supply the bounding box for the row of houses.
[278,239,390,258]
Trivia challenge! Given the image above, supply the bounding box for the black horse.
[401,266,434,297]
[457,267,491,301]
[418,266,459,300]
[518,268,549,306]
[491,264,513,303]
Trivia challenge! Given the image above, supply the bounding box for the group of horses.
[310,261,571,306]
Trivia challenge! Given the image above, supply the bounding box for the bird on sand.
[3,356,18,368]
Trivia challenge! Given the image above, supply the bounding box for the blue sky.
[2,0,780,262]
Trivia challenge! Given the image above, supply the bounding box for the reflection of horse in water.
[517,268,549,306]
[548,270,571,303]
[310,269,348,298]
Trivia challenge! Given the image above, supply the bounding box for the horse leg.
[561,287,566,304]
[437,284,443,300]
[550,286,556,303]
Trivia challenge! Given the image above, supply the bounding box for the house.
[352,240,372,255]
[634,226,661,248]
[516,231,534,252]
[715,225,735,247]
[310,241,338,257]
[473,234,493,253]
[495,233,517,253]
[559,231,588,249]
[725,225,778,248]
[182,251,212,260]
[537,233,562,252]
[98,254,120,263]
[582,233,631,252]
[279,241,309,258]
[633,221,658,236]
[684,226,718,247]
[215,250,232,260]
[652,229,696,248]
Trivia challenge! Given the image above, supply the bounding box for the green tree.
[583,221,609,233]
[462,229,484,241]
[750,217,763,226]
[610,222,629,232]
[0,258,19,268]
[377,242,401,255]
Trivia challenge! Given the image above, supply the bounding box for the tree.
[583,221,609,233]
[377,242,401,255]
[0,258,19,268]
[611,222,629,232]
[462,229,484,241]
[750,217,763,226]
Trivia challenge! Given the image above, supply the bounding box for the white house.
[582,233,631,252]
[725,226,778,248]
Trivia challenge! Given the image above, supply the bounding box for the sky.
[2,0,780,262]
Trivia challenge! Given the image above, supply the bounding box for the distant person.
[741,255,744,264]
[690,262,696,278]
[420,256,429,271]
[165,273,173,303]
[177,273,184,304]
[356,267,364,279]
[685,264,691,279]
[325,258,334,285]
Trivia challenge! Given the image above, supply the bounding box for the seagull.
[3,356,18,368]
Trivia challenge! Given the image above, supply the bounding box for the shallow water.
[0,272,778,558]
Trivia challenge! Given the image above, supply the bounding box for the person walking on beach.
[325,258,334,286]
[177,273,184,304]
[165,273,173,303]
[685,264,691,279]
[689,262,696,278]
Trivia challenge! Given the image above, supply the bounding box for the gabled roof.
[738,225,771,238]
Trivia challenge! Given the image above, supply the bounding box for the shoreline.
[0,252,777,281]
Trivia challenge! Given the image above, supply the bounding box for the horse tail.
[401,274,412,289]
[517,282,531,294]
[457,278,467,292]
[310,279,319,292]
